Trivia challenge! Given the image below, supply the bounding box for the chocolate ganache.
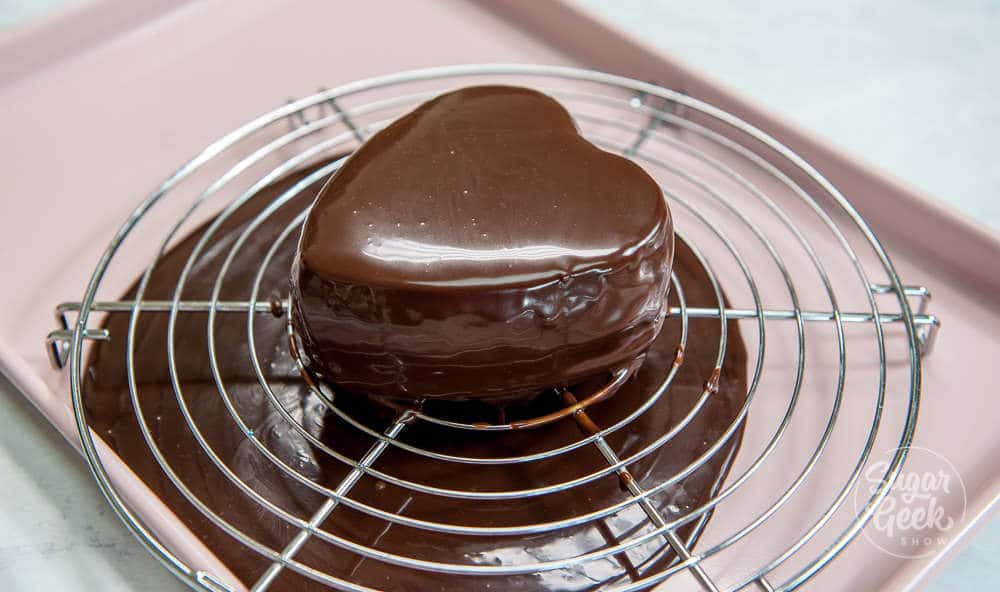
[291,86,674,403]
[84,157,749,592]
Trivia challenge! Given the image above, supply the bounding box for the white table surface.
[1,1,997,590]
[580,0,1000,234]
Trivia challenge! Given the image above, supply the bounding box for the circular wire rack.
[49,65,938,592]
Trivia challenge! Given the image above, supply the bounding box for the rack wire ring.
[62,64,923,592]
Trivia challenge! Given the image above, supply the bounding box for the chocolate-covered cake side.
[290,86,674,403]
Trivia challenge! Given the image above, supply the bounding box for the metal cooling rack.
[46,65,940,592]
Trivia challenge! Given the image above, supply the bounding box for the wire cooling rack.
[46,65,939,591]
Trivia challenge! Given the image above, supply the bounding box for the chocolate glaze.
[83,159,747,591]
[291,86,674,403]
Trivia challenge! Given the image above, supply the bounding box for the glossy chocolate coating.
[83,160,747,591]
[291,86,674,403]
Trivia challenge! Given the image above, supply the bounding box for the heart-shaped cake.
[290,86,673,402]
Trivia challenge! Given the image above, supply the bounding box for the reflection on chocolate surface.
[83,158,747,591]
[291,86,674,403]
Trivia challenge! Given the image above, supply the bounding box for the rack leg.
[250,411,412,591]
[561,390,722,592]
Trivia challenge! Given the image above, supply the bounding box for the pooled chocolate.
[291,86,673,403]
[83,159,748,592]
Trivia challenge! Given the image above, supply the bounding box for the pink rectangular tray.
[1,1,997,590]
